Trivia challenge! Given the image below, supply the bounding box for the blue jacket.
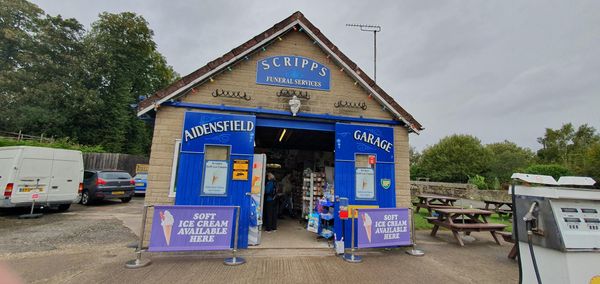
[265,180,276,202]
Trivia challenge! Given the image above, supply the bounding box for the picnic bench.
[413,194,459,215]
[428,208,507,246]
[496,231,517,259]
[481,200,513,218]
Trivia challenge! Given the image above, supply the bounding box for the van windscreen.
[100,172,131,179]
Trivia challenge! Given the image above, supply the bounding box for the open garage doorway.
[251,125,335,249]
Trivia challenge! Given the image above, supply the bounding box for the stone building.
[137,11,422,249]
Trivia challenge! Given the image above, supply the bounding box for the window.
[100,171,132,179]
[355,154,376,201]
[201,145,231,196]
[169,140,181,198]
[84,172,94,180]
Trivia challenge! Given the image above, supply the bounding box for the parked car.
[133,172,147,194]
[0,146,83,211]
[81,170,135,205]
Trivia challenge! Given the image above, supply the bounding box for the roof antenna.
[346,24,381,83]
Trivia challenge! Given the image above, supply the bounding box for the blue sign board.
[335,123,394,163]
[256,55,330,91]
[181,112,255,154]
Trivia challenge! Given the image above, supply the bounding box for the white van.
[0,146,83,211]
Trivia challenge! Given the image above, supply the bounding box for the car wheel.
[81,190,92,205]
[121,197,132,203]
[57,204,71,212]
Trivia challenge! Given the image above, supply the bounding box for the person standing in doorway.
[279,173,293,218]
[264,173,278,232]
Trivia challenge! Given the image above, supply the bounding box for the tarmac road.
[0,197,518,283]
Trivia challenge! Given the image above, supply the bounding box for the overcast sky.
[32,0,600,151]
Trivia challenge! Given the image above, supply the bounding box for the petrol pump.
[510,173,600,284]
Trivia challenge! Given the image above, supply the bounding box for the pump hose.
[527,233,543,284]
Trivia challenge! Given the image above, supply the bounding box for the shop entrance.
[252,125,335,249]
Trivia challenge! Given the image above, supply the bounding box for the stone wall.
[410,181,510,202]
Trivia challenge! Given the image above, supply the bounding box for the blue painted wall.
[175,112,255,249]
[334,123,396,248]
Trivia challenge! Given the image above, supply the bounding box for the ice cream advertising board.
[355,167,375,200]
[357,208,410,248]
[148,205,235,252]
[202,160,228,196]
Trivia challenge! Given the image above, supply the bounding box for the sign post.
[125,204,152,269]
[224,206,245,265]
[406,208,425,256]
[18,178,43,219]
[343,209,362,263]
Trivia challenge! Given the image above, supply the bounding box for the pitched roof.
[137,11,423,132]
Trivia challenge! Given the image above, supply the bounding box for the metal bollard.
[224,206,246,265]
[343,209,362,263]
[406,207,425,256]
[125,205,153,268]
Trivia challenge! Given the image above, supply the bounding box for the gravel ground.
[0,199,140,256]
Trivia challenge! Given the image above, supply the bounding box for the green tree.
[537,123,600,173]
[83,12,177,154]
[409,146,421,166]
[0,1,100,141]
[417,134,491,183]
[583,142,600,182]
[486,141,535,184]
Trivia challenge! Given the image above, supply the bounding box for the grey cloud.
[31,0,600,151]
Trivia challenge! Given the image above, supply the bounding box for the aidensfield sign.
[256,55,330,91]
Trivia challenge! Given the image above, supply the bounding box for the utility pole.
[346,24,381,82]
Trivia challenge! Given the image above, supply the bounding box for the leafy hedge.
[0,138,104,153]
[523,164,572,180]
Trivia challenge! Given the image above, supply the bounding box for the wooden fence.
[83,153,149,176]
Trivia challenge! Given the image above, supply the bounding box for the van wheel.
[81,190,92,205]
[57,204,71,212]
[121,197,132,203]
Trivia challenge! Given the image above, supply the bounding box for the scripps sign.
[256,55,330,91]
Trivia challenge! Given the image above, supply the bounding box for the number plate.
[112,191,125,195]
[135,183,144,186]
[20,187,44,193]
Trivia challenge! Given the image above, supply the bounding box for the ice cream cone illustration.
[362,213,373,243]
[362,178,368,190]
[211,174,218,185]
[159,210,174,246]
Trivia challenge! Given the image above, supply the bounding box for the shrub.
[468,174,488,189]
[523,164,572,180]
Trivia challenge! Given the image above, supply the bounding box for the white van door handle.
[52,186,58,189]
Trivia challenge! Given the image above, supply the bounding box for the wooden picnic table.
[413,194,459,215]
[482,200,513,218]
[428,208,507,246]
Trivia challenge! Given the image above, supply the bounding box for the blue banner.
[256,55,330,91]
[181,112,255,154]
[335,123,395,163]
